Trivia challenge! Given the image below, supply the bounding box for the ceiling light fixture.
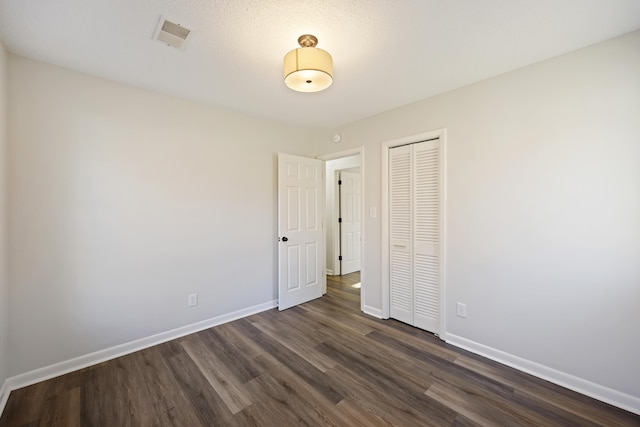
[283,35,333,93]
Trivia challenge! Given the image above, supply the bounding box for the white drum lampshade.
[284,35,333,93]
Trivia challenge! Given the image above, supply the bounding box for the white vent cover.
[153,16,191,50]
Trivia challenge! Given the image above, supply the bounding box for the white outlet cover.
[188,293,198,307]
[456,302,467,318]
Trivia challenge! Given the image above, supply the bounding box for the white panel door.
[389,145,413,325]
[413,140,441,333]
[339,171,361,275]
[278,153,324,310]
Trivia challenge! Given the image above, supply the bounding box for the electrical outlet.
[456,302,467,318]
[188,293,198,307]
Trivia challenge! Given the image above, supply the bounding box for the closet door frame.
[381,129,447,337]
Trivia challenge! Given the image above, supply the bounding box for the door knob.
[282,236,288,242]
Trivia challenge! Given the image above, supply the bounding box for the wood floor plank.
[235,396,303,426]
[244,355,346,426]
[324,363,447,426]
[453,354,638,427]
[299,300,374,336]
[0,383,44,426]
[364,327,517,400]
[2,271,639,426]
[164,349,236,426]
[366,324,460,362]
[312,324,444,393]
[132,347,204,426]
[255,307,326,347]
[317,339,457,426]
[254,308,325,348]
[80,356,154,427]
[326,286,360,302]
[181,335,253,415]
[212,322,270,368]
[425,380,589,427]
[426,381,515,427]
[246,373,340,426]
[197,326,262,383]
[250,320,337,372]
[298,309,465,399]
[393,338,586,426]
[232,318,345,405]
[453,413,486,427]
[508,389,603,427]
[39,386,81,427]
[334,398,393,427]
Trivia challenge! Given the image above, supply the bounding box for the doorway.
[319,148,365,312]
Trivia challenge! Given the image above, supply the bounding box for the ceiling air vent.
[153,16,191,50]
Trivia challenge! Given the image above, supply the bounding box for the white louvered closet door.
[413,140,440,333]
[389,145,413,325]
[389,140,441,335]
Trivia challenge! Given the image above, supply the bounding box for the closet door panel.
[389,145,413,324]
[413,141,440,333]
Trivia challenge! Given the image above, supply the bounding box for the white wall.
[315,31,640,403]
[7,55,316,376]
[324,155,361,275]
[0,43,9,392]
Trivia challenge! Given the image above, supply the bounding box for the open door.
[278,153,324,310]
[339,171,361,275]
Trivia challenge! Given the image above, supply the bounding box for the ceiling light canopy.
[284,35,333,93]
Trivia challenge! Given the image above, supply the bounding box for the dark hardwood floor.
[1,271,638,426]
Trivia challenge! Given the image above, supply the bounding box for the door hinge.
[338,218,342,223]
[338,180,342,185]
[339,255,342,261]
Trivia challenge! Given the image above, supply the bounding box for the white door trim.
[318,147,365,313]
[381,131,447,336]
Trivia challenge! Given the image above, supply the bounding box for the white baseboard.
[1,299,278,414]
[325,269,334,276]
[363,305,383,319]
[0,379,9,417]
[446,333,640,416]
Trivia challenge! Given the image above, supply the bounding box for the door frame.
[381,130,447,335]
[318,147,365,313]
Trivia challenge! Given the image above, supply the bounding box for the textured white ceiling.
[1,0,639,129]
